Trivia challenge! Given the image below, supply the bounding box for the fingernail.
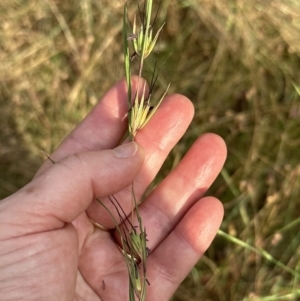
[113,142,138,158]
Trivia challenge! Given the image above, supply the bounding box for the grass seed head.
[129,82,170,139]
[132,14,165,59]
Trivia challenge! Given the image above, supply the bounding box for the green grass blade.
[123,1,131,108]
[218,230,300,279]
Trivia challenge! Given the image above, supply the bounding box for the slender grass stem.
[96,1,168,299]
[218,230,300,279]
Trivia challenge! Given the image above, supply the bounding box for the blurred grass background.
[1,0,300,300]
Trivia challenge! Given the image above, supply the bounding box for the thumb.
[0,142,144,239]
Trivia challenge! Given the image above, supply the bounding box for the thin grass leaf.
[123,1,132,108]
[218,230,300,279]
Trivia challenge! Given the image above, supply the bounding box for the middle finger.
[117,133,227,251]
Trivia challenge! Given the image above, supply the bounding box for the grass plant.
[98,1,168,299]
[1,0,300,300]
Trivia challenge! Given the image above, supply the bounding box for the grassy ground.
[1,0,300,300]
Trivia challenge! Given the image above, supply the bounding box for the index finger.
[36,77,143,176]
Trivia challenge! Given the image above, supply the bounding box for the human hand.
[0,78,226,301]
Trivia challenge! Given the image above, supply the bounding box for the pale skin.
[0,77,227,301]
